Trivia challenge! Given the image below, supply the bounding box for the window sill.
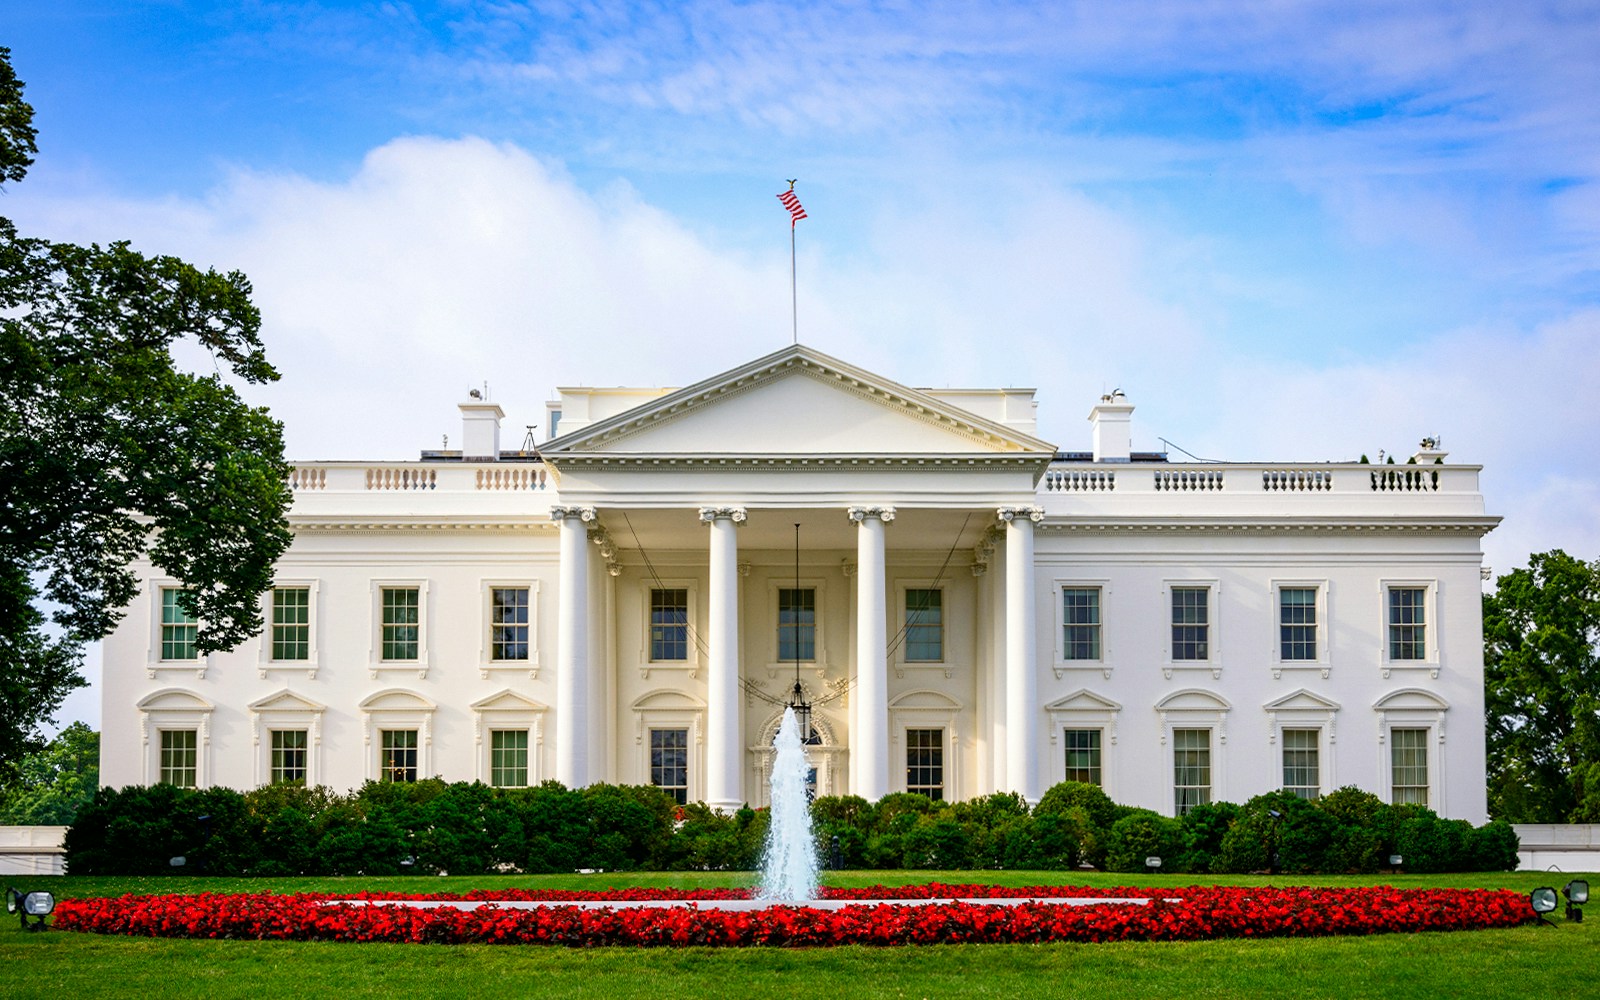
[147,660,207,680]
[1162,662,1221,681]
[480,659,541,680]
[1053,661,1111,680]
[259,661,320,680]
[1381,661,1439,680]
[1272,662,1330,680]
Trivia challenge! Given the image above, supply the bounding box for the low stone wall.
[0,825,68,876]
[1514,824,1600,874]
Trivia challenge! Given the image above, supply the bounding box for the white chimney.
[460,400,505,461]
[1088,391,1134,462]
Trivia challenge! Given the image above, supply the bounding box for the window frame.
[269,729,309,785]
[489,729,530,788]
[1172,727,1212,817]
[649,727,691,804]
[1052,580,1111,678]
[901,586,945,664]
[370,580,430,676]
[1280,728,1320,800]
[1062,728,1103,787]
[258,580,320,678]
[1270,579,1329,678]
[1379,580,1439,675]
[1389,727,1430,806]
[158,728,199,787]
[478,580,540,679]
[905,727,946,800]
[147,581,209,677]
[1046,689,1122,796]
[767,577,828,672]
[379,728,420,783]
[1162,580,1221,678]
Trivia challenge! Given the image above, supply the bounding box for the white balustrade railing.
[476,466,549,491]
[1154,470,1225,491]
[1262,469,1333,492]
[1042,469,1116,492]
[286,462,549,492]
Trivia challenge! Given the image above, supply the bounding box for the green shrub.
[901,816,972,869]
[1467,819,1521,871]
[1177,801,1238,874]
[1105,810,1183,873]
[1036,782,1118,831]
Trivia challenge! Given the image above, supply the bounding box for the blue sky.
[6,2,1599,729]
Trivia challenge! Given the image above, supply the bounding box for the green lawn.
[3,870,1593,998]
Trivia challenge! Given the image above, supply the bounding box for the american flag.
[778,185,807,227]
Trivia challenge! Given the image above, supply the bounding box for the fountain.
[756,706,819,902]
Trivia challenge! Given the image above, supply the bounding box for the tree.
[1483,549,1600,822]
[0,722,98,824]
[0,47,292,774]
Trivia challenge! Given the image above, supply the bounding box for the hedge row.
[63,780,1519,876]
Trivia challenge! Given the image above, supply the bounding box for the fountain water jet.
[756,706,819,902]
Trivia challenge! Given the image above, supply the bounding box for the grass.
[3,869,1594,998]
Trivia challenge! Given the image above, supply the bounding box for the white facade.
[100,345,1499,821]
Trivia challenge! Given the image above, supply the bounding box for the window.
[270,729,308,785]
[381,587,420,661]
[1173,728,1210,815]
[1388,587,1426,660]
[1171,588,1209,661]
[380,729,418,782]
[271,587,310,661]
[1279,587,1317,661]
[649,728,689,804]
[1391,728,1428,805]
[778,588,815,662]
[1064,729,1102,786]
[160,730,198,787]
[491,587,530,661]
[161,589,199,661]
[490,730,529,787]
[1281,729,1319,799]
[906,728,945,800]
[904,588,943,662]
[1062,588,1102,661]
[650,588,689,661]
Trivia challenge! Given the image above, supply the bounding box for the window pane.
[1063,729,1102,786]
[1391,728,1428,804]
[1062,588,1102,661]
[161,589,199,661]
[380,729,418,782]
[650,588,689,661]
[1173,728,1210,815]
[906,728,945,800]
[1281,728,1319,799]
[272,587,311,661]
[491,587,530,661]
[381,588,420,660]
[159,729,198,787]
[778,588,815,661]
[1279,587,1317,661]
[904,589,943,662]
[1389,588,1426,660]
[1171,588,1209,661]
[490,730,529,787]
[650,728,689,804]
[270,729,308,785]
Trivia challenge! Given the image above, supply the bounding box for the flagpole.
[791,222,798,346]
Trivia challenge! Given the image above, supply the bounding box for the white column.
[701,506,747,813]
[553,505,595,788]
[1000,506,1043,802]
[850,505,894,801]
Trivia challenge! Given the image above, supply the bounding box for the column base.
[706,798,744,816]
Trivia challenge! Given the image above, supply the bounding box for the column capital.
[847,505,896,524]
[997,505,1044,524]
[551,505,597,523]
[698,506,748,524]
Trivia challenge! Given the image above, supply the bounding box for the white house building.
[100,344,1499,822]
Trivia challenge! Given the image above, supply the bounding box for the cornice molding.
[1035,516,1501,535]
[544,453,1052,472]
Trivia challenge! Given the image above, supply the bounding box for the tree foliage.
[0,48,291,774]
[0,721,98,824]
[1483,549,1600,822]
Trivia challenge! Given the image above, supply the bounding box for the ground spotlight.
[1530,886,1559,925]
[6,886,55,932]
[1562,879,1588,922]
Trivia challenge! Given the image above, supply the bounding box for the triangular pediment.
[471,689,549,713]
[1264,689,1341,713]
[248,688,327,714]
[543,345,1056,461]
[1045,689,1123,714]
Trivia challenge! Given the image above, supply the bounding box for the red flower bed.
[52,885,1534,948]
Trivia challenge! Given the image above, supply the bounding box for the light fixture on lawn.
[1563,879,1588,922]
[1530,886,1559,924]
[786,523,812,741]
[5,886,54,931]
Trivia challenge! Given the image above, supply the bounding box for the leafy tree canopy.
[0,47,291,775]
[1483,549,1600,822]
[0,721,98,824]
